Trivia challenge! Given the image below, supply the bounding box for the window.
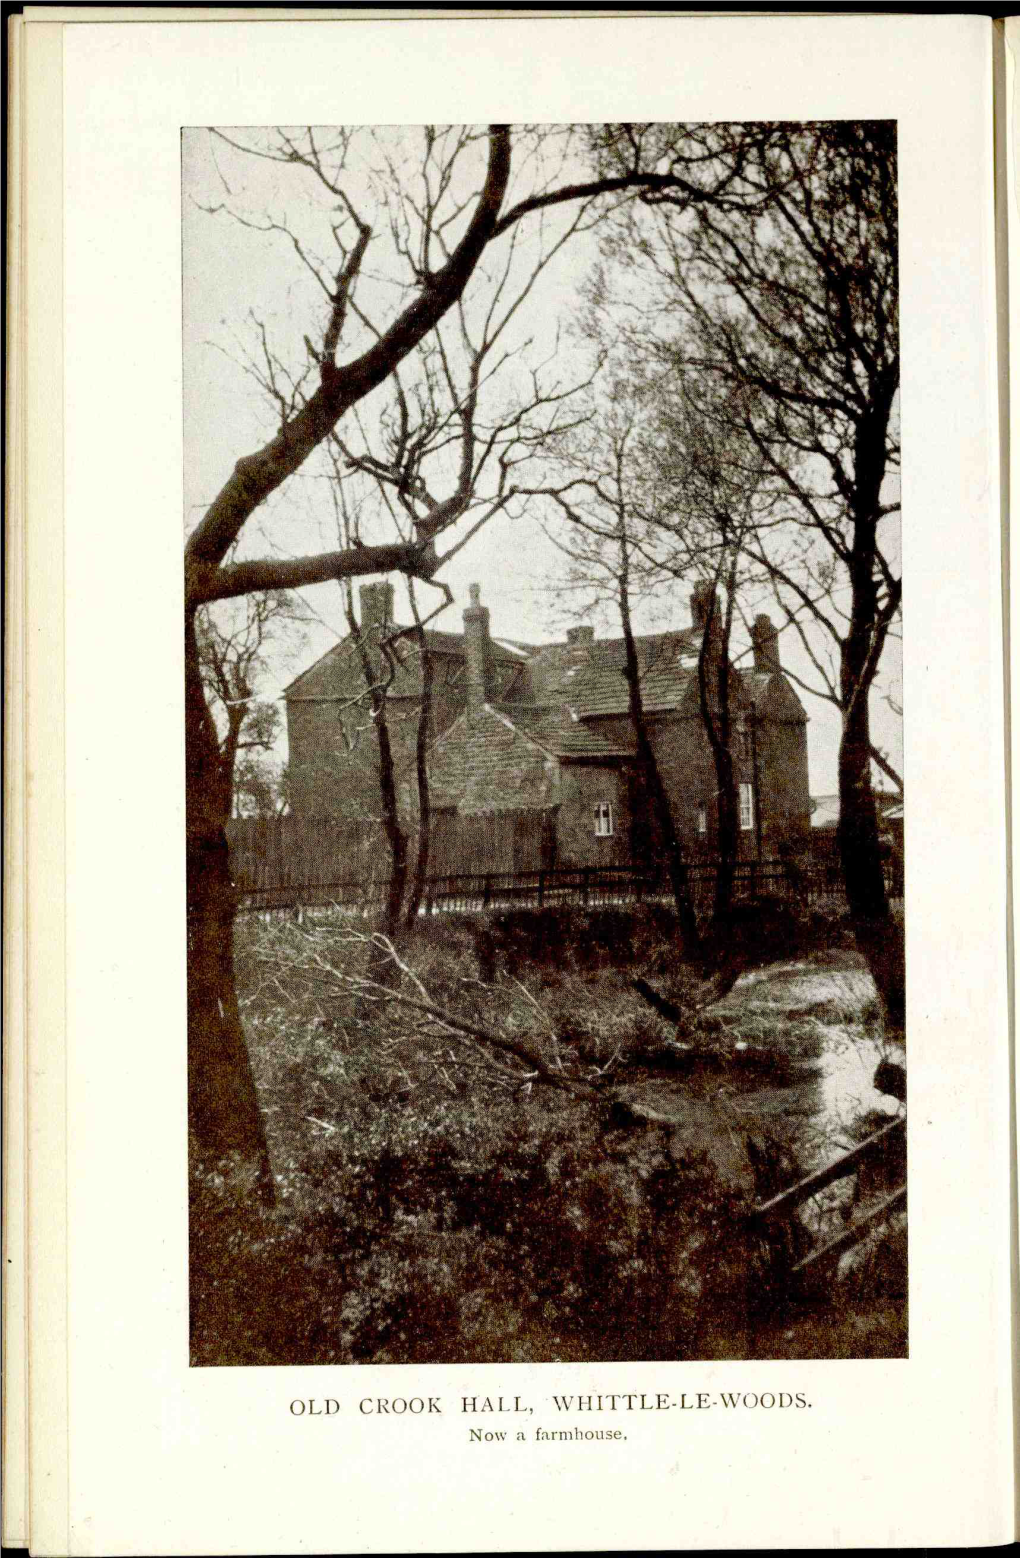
[735,727,751,761]
[697,802,708,836]
[739,782,755,832]
[594,801,614,837]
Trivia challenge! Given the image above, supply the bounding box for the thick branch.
[190,540,437,605]
[185,126,513,577]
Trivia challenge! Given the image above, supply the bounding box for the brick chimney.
[463,583,494,710]
[359,581,394,633]
[752,613,781,673]
[690,582,717,631]
[566,625,595,647]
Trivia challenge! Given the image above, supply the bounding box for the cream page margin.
[57,14,1010,1555]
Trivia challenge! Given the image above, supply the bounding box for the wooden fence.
[749,1115,906,1279]
[231,855,895,917]
[227,809,557,903]
[227,814,902,916]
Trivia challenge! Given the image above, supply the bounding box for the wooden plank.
[750,1117,905,1224]
[792,1185,907,1273]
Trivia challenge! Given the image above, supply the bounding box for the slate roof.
[413,627,527,663]
[286,608,805,740]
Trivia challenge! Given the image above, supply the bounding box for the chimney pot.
[752,613,781,672]
[690,582,717,630]
[359,580,395,633]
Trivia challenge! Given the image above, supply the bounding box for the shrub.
[190,1100,748,1366]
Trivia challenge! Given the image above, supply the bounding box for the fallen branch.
[632,977,686,1025]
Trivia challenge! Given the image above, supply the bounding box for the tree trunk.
[348,618,409,943]
[837,676,904,1029]
[714,766,739,928]
[618,583,700,952]
[838,466,904,1028]
[696,584,739,934]
[404,625,435,930]
[374,708,409,940]
[185,606,273,1194]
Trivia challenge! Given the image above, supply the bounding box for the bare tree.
[402,581,436,930]
[530,389,701,950]
[639,368,774,933]
[194,588,305,816]
[184,124,740,1182]
[590,121,903,1022]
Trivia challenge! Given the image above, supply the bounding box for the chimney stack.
[752,614,781,673]
[566,625,595,647]
[690,582,718,631]
[359,581,395,634]
[463,583,494,710]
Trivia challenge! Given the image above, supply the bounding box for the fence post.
[483,873,492,909]
[582,866,590,907]
[538,870,545,909]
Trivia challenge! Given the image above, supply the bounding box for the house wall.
[555,765,632,868]
[646,713,724,852]
[286,647,465,819]
[754,717,812,854]
[588,702,810,862]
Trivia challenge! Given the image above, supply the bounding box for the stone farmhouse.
[284,580,811,870]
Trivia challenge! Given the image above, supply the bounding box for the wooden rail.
[234,858,836,915]
[750,1116,905,1226]
[792,1186,906,1274]
[749,1116,906,1279]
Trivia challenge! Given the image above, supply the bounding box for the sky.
[182,125,903,798]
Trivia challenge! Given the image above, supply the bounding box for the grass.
[190,903,906,1366]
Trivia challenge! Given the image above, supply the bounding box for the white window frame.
[739,781,755,832]
[697,802,708,836]
[594,801,615,837]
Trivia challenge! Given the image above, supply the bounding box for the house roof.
[285,601,807,740]
[811,794,840,829]
[568,637,795,721]
[811,792,903,831]
[489,702,635,760]
[284,622,526,695]
[562,629,702,718]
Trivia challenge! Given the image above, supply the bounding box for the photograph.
[182,120,906,1369]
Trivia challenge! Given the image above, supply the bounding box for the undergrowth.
[190,903,903,1365]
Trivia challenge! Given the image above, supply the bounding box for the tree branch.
[191,540,438,605]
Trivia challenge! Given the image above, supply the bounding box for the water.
[623,951,905,1190]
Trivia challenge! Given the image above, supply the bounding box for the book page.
[7,17,69,1558]
[29,9,1019,1552]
